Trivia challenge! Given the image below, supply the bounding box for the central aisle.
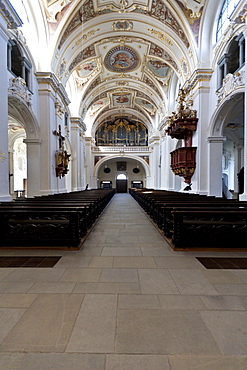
[1,194,247,369]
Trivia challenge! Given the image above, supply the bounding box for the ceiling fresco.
[43,0,205,132]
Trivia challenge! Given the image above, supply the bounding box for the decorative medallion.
[104,46,140,73]
[133,167,140,173]
[112,20,133,31]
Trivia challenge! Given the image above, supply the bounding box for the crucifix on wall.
[53,125,71,178]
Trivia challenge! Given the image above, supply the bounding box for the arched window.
[216,0,241,41]
[117,174,127,180]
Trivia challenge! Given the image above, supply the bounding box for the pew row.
[129,188,247,251]
[0,189,115,249]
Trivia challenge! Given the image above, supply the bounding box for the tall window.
[217,0,242,41]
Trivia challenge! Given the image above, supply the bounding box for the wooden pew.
[0,189,115,249]
[172,208,247,250]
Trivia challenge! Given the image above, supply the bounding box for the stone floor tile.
[0,269,16,281]
[59,268,101,282]
[89,256,114,268]
[138,235,165,243]
[118,294,161,309]
[54,256,91,268]
[201,270,245,284]
[7,353,106,370]
[66,294,117,353]
[0,294,84,352]
[27,282,75,293]
[168,355,247,369]
[102,229,120,236]
[200,311,247,355]
[154,256,202,269]
[85,234,106,243]
[0,353,25,369]
[213,284,247,295]
[0,308,26,344]
[0,282,34,294]
[116,309,221,354]
[80,247,103,256]
[0,294,38,308]
[105,235,139,244]
[169,269,219,295]
[2,268,66,283]
[113,256,157,269]
[141,246,176,256]
[106,354,171,370]
[159,295,206,310]
[231,270,247,283]
[73,282,141,294]
[100,268,138,283]
[139,269,179,294]
[102,247,142,256]
[199,295,247,310]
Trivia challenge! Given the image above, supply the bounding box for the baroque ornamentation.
[148,29,172,45]
[112,20,133,31]
[104,45,140,72]
[68,45,96,73]
[216,71,245,106]
[8,77,32,106]
[0,150,7,163]
[149,43,178,71]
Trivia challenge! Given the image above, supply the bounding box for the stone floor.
[1,193,247,369]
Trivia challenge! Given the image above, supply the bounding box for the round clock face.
[133,168,140,173]
[104,46,140,73]
[104,167,111,173]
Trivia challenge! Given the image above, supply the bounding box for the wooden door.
[116,179,127,193]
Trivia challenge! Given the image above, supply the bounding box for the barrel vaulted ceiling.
[42,0,206,131]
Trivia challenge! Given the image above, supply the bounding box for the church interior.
[1,0,247,368]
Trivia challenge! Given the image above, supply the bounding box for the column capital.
[207,136,226,143]
[70,117,87,131]
[23,138,42,145]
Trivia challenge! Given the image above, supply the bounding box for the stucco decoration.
[68,45,96,73]
[149,43,178,71]
[175,0,204,43]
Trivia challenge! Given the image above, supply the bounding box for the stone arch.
[207,90,244,197]
[8,95,41,197]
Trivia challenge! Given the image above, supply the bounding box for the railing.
[92,146,152,153]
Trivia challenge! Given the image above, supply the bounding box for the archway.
[208,92,244,197]
[8,94,41,197]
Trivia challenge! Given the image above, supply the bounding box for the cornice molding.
[0,0,23,29]
[70,117,87,132]
[184,69,213,91]
[35,72,71,106]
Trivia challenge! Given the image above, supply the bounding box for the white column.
[23,138,41,197]
[239,28,247,200]
[85,137,93,189]
[70,117,86,191]
[149,135,160,189]
[207,136,226,197]
[0,27,11,201]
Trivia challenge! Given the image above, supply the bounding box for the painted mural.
[104,46,139,73]
[135,98,155,114]
[77,61,98,78]
[112,93,131,106]
[147,60,170,78]
[68,45,96,73]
